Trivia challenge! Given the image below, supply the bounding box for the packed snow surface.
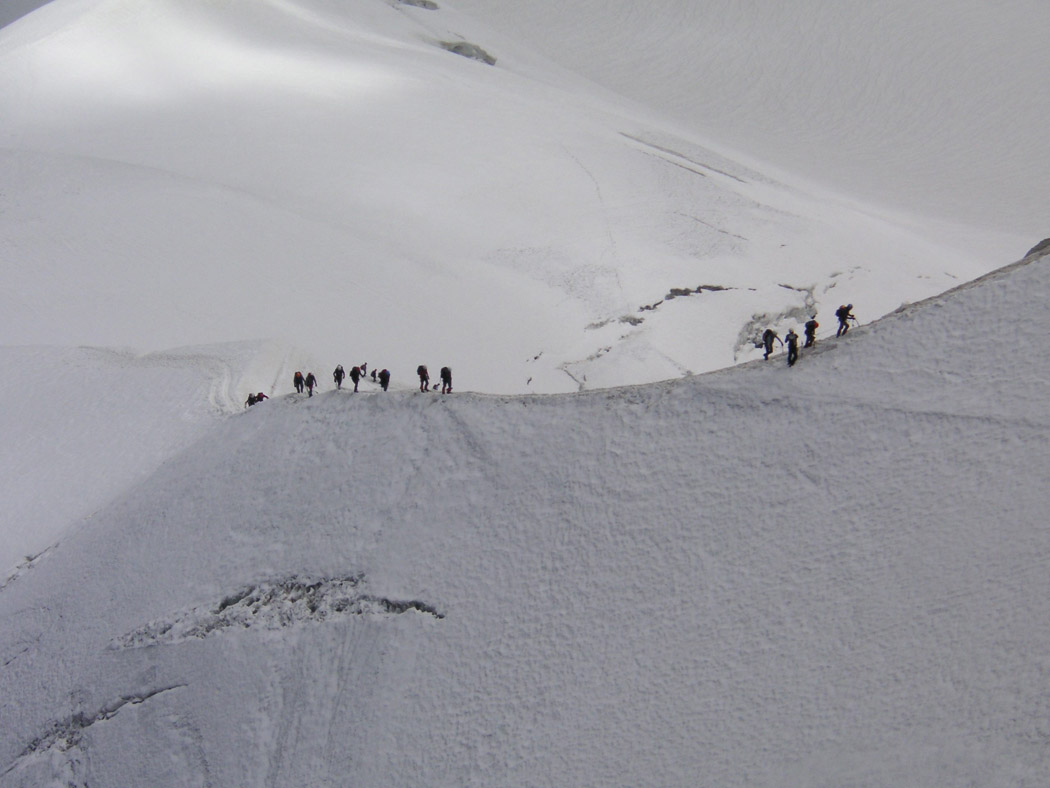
[2,248,1049,786]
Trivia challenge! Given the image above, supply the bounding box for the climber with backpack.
[293,370,305,394]
[804,317,819,348]
[334,365,345,389]
[835,304,856,337]
[349,365,362,392]
[762,328,783,360]
[785,329,800,366]
[440,366,452,394]
[417,365,430,392]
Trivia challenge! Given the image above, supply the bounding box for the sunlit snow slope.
[0,0,1014,395]
[2,247,1048,786]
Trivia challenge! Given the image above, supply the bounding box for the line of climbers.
[248,304,856,407]
[246,363,452,407]
[761,304,856,367]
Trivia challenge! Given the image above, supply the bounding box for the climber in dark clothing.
[762,328,783,360]
[835,304,856,337]
[378,368,390,391]
[304,372,317,396]
[440,366,452,394]
[785,329,799,366]
[294,371,305,394]
[349,366,361,392]
[333,365,345,389]
[417,365,430,392]
[804,318,819,348]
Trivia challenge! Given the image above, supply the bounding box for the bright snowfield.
[2,247,1050,787]
[451,0,1050,244]
[2,0,1050,785]
[0,0,1039,399]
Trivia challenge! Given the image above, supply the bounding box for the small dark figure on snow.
[304,372,317,396]
[804,317,819,348]
[294,370,305,394]
[349,365,361,392]
[378,368,390,391]
[360,363,367,377]
[785,329,799,366]
[334,365,345,389]
[256,392,268,403]
[762,328,784,360]
[371,368,378,382]
[417,364,430,392]
[245,392,257,408]
[835,304,855,337]
[440,366,452,394]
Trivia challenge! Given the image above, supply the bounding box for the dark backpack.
[417,365,427,377]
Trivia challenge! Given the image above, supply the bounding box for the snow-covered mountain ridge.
[2,2,1049,784]
[2,244,1048,787]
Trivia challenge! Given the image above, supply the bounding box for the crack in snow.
[6,685,187,775]
[113,576,444,649]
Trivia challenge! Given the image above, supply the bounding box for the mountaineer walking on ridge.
[304,372,317,396]
[417,365,430,392]
[440,366,452,394]
[349,365,362,392]
[785,329,799,366]
[835,304,856,337]
[333,365,345,389]
[762,328,783,360]
[804,317,819,348]
[293,371,305,394]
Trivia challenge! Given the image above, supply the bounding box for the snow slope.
[1,3,1047,782]
[2,247,1047,786]
[0,0,1013,396]
[452,0,1050,241]
[0,340,319,572]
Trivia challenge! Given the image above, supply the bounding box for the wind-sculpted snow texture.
[1,251,1048,786]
